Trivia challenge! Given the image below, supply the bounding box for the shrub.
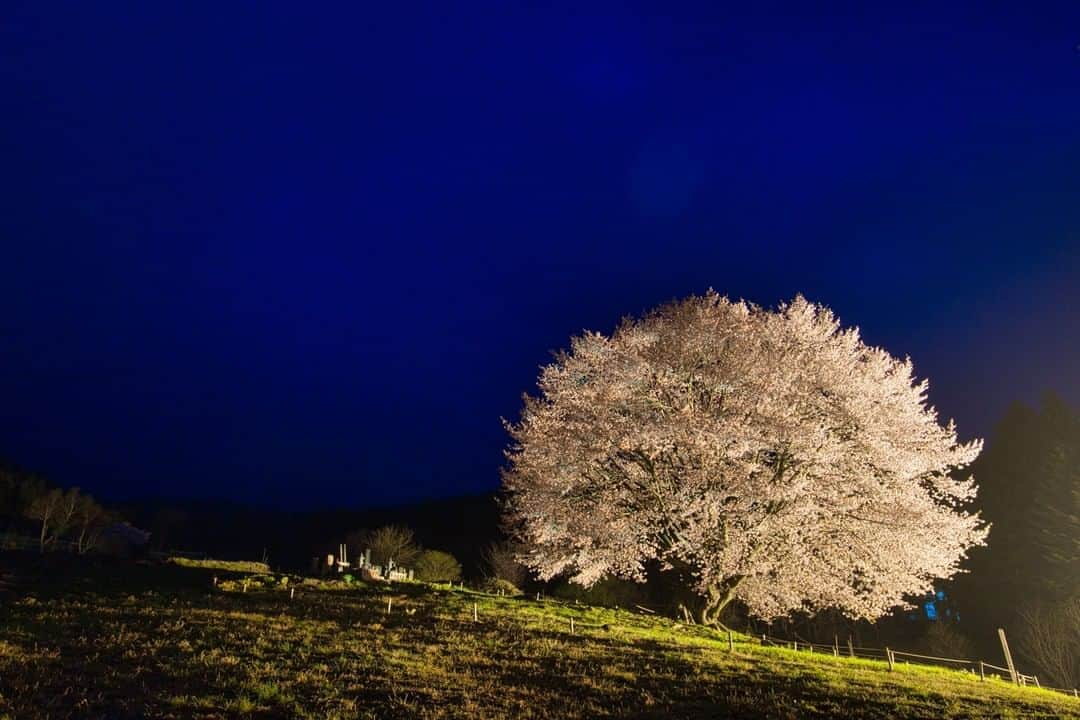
[413,550,462,583]
[218,575,272,592]
[916,622,975,660]
[479,577,522,596]
[552,576,647,608]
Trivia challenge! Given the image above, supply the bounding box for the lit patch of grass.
[167,556,270,573]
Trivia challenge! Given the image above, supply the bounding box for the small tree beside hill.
[73,494,110,554]
[414,550,463,582]
[25,487,82,552]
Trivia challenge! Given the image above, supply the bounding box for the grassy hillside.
[0,557,1075,719]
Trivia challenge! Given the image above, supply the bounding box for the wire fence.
[472,590,1078,701]
[581,598,1078,700]
[754,631,1078,699]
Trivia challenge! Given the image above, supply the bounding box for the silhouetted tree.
[1029,442,1079,599]
[481,541,530,588]
[950,393,1080,643]
[0,465,47,522]
[149,507,189,553]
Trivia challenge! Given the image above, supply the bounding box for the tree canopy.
[503,293,986,623]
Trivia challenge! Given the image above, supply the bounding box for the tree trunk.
[38,519,48,553]
[699,575,745,629]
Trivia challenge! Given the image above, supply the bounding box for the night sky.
[1,3,1078,508]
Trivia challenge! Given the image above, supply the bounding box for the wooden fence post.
[978,661,985,681]
[570,617,575,634]
[847,635,855,658]
[886,648,895,671]
[387,597,392,614]
[473,602,478,622]
[727,630,734,652]
[997,628,1018,685]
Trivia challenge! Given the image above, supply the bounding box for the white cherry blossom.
[503,292,986,623]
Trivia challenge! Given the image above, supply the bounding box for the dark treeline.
[119,493,502,577]
[947,392,1079,670]
[0,466,115,553]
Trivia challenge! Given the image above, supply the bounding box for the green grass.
[167,556,271,574]
[0,558,1076,719]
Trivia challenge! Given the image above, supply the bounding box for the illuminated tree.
[25,487,80,552]
[503,293,986,624]
[413,550,463,582]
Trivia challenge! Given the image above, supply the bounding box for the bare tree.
[350,525,421,568]
[1017,598,1080,688]
[26,489,61,552]
[73,494,110,554]
[504,293,987,625]
[25,487,80,552]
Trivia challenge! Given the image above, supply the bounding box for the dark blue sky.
[1,2,1078,507]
